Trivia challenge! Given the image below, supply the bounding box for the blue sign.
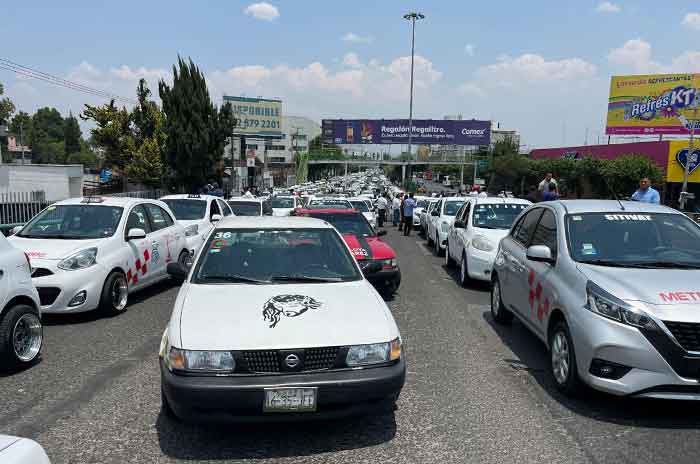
[100,169,112,182]
[675,148,700,175]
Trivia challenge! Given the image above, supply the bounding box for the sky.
[2,1,700,149]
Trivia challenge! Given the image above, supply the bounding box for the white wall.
[0,165,84,201]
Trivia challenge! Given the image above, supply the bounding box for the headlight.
[381,258,398,270]
[346,338,401,366]
[472,235,495,252]
[585,281,659,331]
[184,224,199,237]
[166,347,235,373]
[441,221,451,233]
[57,247,97,270]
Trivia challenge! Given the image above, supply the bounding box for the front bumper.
[437,230,448,249]
[466,248,497,282]
[161,357,406,422]
[364,268,402,291]
[29,260,107,313]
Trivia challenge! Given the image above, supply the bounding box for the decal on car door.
[127,248,151,285]
[262,295,323,328]
[528,269,550,322]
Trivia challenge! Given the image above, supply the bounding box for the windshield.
[567,213,700,268]
[18,205,123,239]
[162,199,206,220]
[306,212,375,237]
[271,197,294,208]
[308,199,352,209]
[228,201,261,216]
[416,200,428,209]
[443,201,465,216]
[193,228,362,283]
[473,204,529,229]
[350,201,369,212]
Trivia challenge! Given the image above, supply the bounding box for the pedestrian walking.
[398,194,405,232]
[392,195,401,227]
[631,177,660,204]
[376,194,388,227]
[403,193,417,236]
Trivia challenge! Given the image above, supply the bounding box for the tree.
[0,83,15,125]
[125,137,164,187]
[9,111,32,140]
[64,112,82,157]
[31,107,65,163]
[159,57,235,190]
[81,100,132,169]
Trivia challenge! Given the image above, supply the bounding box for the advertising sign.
[224,96,283,138]
[246,148,257,167]
[606,74,700,135]
[322,119,491,145]
[666,140,700,183]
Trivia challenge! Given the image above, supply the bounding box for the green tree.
[63,112,82,157]
[125,137,164,187]
[66,141,98,169]
[158,57,235,190]
[0,83,15,124]
[30,107,65,163]
[9,111,32,140]
[81,100,132,169]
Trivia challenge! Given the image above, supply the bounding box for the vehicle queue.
[4,168,700,427]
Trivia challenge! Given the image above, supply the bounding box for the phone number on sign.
[240,119,280,129]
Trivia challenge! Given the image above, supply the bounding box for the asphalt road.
[3,226,700,463]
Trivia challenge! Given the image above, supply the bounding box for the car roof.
[548,199,679,215]
[442,196,469,202]
[160,194,217,201]
[296,208,359,215]
[54,196,160,208]
[215,216,333,229]
[227,197,264,203]
[472,197,532,205]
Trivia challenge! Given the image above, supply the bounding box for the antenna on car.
[602,175,625,211]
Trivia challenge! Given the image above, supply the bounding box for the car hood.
[0,435,19,453]
[577,264,700,321]
[7,236,104,260]
[472,228,510,243]
[342,234,396,260]
[178,281,394,350]
[272,208,294,217]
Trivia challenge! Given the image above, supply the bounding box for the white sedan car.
[426,197,468,256]
[270,195,303,216]
[160,194,233,258]
[9,197,188,316]
[160,216,405,422]
[0,435,50,464]
[348,198,376,228]
[445,197,531,284]
[0,234,42,368]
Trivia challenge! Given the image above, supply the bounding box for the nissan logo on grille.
[285,354,300,369]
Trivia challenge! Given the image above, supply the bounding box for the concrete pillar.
[401,164,406,184]
[345,163,348,176]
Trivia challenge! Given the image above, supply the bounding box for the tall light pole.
[403,11,424,186]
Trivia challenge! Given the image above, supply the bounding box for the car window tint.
[159,206,174,227]
[144,204,169,231]
[462,203,471,223]
[531,209,557,257]
[513,209,543,246]
[210,199,221,219]
[126,205,151,235]
[218,200,232,216]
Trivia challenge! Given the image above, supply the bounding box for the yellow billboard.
[666,140,700,183]
[606,74,700,136]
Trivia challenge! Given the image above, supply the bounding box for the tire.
[171,251,191,284]
[0,304,43,369]
[549,321,583,396]
[426,229,434,246]
[490,275,513,324]
[99,271,129,317]
[434,233,444,257]
[459,252,470,287]
[445,242,454,268]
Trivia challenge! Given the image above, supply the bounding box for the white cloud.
[473,53,597,88]
[607,38,700,73]
[342,33,373,44]
[457,82,486,98]
[682,12,700,30]
[464,44,476,56]
[243,2,279,21]
[342,52,362,68]
[596,2,621,13]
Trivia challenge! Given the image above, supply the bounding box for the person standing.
[398,194,405,231]
[376,194,388,227]
[392,195,401,227]
[403,193,417,236]
[631,177,660,204]
[538,173,557,194]
[525,185,539,203]
[541,182,559,201]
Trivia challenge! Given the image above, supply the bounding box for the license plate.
[263,387,317,413]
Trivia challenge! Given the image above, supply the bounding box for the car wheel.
[549,321,583,396]
[99,271,129,317]
[0,304,43,369]
[459,252,470,287]
[434,234,444,256]
[490,275,513,324]
[426,230,433,246]
[445,242,454,268]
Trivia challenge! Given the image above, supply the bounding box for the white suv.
[0,234,42,368]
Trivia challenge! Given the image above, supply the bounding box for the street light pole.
[403,11,424,187]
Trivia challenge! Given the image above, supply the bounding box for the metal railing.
[104,189,168,200]
[0,191,50,235]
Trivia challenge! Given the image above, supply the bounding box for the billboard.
[606,74,700,135]
[224,96,283,138]
[321,119,491,145]
[666,140,700,183]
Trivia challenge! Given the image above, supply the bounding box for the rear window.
[228,201,262,216]
[350,201,369,212]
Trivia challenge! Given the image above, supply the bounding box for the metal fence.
[0,191,50,234]
[104,189,168,200]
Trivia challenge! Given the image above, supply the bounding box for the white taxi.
[8,197,188,316]
[426,197,468,256]
[0,234,42,368]
[348,197,376,228]
[160,194,233,258]
[269,195,303,216]
[159,216,405,422]
[445,197,531,285]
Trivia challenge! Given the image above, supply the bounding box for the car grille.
[664,321,700,352]
[37,287,60,306]
[31,268,54,278]
[241,347,341,373]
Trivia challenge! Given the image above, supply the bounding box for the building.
[1,164,84,201]
[3,136,33,164]
[491,122,520,148]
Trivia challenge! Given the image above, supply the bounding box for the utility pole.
[19,122,25,165]
[403,11,424,187]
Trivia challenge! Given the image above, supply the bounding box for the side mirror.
[454,220,465,229]
[167,262,188,282]
[526,245,555,264]
[377,230,387,237]
[431,210,439,217]
[211,214,223,223]
[127,228,147,241]
[10,225,22,235]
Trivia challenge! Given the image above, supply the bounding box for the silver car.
[492,200,700,399]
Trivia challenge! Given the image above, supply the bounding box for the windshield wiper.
[578,259,632,268]
[201,274,270,284]
[623,261,700,269]
[270,275,343,283]
[475,225,501,230]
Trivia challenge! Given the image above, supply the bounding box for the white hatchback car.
[445,197,531,285]
[160,216,405,422]
[348,198,376,228]
[0,234,42,368]
[160,194,233,258]
[269,195,303,216]
[9,197,188,316]
[426,197,468,256]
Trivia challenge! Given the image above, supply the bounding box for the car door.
[499,208,543,314]
[123,204,153,289]
[454,201,472,259]
[143,203,173,282]
[430,200,443,238]
[447,203,465,257]
[523,208,558,336]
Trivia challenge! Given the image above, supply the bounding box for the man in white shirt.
[538,173,557,193]
[391,195,401,227]
[376,195,388,227]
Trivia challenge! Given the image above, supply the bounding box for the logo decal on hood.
[262,294,323,328]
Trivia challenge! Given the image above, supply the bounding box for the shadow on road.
[155,409,397,460]
[482,310,700,429]
[41,279,179,326]
[443,265,491,292]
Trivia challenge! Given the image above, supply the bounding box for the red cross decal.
[528,269,550,322]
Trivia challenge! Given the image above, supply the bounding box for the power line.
[0,58,138,105]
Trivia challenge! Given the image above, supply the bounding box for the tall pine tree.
[64,112,82,157]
